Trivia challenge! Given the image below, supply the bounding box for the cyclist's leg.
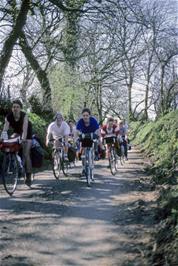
[94,140,99,160]
[123,139,128,159]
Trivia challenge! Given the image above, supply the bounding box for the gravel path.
[0,148,157,266]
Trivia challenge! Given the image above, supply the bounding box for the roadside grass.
[130,110,178,183]
[130,111,178,265]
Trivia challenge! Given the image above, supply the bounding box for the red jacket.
[101,124,119,137]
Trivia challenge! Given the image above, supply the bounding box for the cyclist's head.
[119,120,124,127]
[54,112,63,124]
[114,118,118,125]
[82,108,91,123]
[68,120,75,128]
[107,117,114,127]
[12,99,23,115]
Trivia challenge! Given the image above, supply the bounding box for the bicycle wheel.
[61,159,69,176]
[86,165,91,186]
[109,148,117,175]
[2,153,19,196]
[115,153,120,171]
[90,150,94,181]
[52,151,61,179]
[85,149,92,186]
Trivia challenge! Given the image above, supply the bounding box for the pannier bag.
[0,138,21,153]
[30,135,44,168]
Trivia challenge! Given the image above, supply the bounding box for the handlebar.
[79,133,98,141]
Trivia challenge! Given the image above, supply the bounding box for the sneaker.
[25,173,32,187]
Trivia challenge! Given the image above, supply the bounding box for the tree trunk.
[62,0,86,68]
[0,0,30,89]
[19,32,52,111]
[160,64,165,115]
[144,83,149,121]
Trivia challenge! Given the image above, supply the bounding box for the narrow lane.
[0,149,157,266]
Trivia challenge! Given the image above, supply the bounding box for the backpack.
[30,135,44,168]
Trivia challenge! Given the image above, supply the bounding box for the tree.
[0,0,30,90]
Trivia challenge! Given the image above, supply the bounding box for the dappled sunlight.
[0,148,157,265]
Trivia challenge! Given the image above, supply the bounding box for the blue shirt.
[76,117,99,133]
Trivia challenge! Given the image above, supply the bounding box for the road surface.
[0,148,157,266]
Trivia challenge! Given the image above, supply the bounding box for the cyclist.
[101,117,120,158]
[76,108,100,173]
[1,99,33,186]
[46,112,70,161]
[68,120,77,139]
[118,120,128,160]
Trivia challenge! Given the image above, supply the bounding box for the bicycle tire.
[2,153,19,196]
[85,149,91,186]
[52,151,61,179]
[86,165,91,186]
[61,159,69,176]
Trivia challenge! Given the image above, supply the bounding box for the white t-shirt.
[47,121,70,140]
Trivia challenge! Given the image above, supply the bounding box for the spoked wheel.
[109,149,117,175]
[61,159,69,176]
[2,153,19,196]
[52,151,61,179]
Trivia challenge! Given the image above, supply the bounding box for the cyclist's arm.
[46,126,52,147]
[3,117,9,132]
[22,114,28,141]
[75,129,81,140]
[63,123,70,146]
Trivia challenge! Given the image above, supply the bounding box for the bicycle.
[104,135,119,175]
[79,133,97,186]
[0,137,34,196]
[118,136,127,164]
[52,138,69,179]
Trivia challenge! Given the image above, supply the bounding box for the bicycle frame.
[104,136,118,175]
[79,133,97,186]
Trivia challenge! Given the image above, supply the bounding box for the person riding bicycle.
[101,117,120,158]
[76,108,100,173]
[118,120,128,160]
[68,120,77,139]
[1,99,33,186]
[46,112,70,161]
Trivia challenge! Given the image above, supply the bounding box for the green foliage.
[29,112,51,159]
[28,95,44,115]
[28,113,48,143]
[49,65,86,120]
[130,110,178,181]
[0,99,11,117]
